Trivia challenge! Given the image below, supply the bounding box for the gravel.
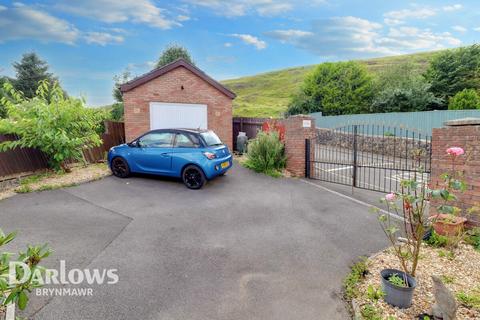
[355,243,480,319]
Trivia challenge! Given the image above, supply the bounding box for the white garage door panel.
[149,102,207,130]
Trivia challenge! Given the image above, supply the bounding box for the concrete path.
[0,163,387,320]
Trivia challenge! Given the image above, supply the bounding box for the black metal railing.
[307,124,432,193]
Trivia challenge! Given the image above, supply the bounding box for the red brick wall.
[123,66,233,150]
[282,115,316,177]
[431,123,480,225]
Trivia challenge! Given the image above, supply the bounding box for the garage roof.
[120,58,236,99]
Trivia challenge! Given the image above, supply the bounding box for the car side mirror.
[129,140,139,148]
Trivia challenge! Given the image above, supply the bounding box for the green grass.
[343,257,369,300]
[456,289,480,310]
[222,50,441,118]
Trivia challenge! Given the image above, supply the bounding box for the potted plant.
[380,269,417,308]
[430,147,468,236]
[0,228,51,320]
[372,148,431,308]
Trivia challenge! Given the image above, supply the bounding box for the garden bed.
[0,163,110,201]
[351,243,480,319]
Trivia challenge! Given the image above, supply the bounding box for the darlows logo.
[9,260,119,296]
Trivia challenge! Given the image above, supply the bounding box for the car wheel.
[111,157,130,178]
[182,165,206,189]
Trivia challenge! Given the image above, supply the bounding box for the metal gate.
[305,124,431,193]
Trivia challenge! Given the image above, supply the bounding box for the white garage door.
[149,102,208,130]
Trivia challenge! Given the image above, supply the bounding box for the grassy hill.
[222,51,438,118]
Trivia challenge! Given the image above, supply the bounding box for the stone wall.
[316,128,431,164]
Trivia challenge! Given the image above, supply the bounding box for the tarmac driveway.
[0,163,387,320]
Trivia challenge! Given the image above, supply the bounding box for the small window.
[174,133,199,148]
[138,132,174,148]
[200,131,223,146]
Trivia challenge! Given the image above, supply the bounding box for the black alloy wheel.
[111,157,130,178]
[182,165,206,189]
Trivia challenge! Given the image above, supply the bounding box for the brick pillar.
[283,115,316,177]
[431,118,480,226]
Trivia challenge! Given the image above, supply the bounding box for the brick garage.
[121,59,236,149]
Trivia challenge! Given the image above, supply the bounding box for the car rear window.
[200,131,223,146]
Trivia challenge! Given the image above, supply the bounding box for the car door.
[131,131,175,174]
[171,133,201,174]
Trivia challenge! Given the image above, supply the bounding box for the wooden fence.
[232,117,269,150]
[0,121,125,180]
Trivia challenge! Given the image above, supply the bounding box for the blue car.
[108,129,232,189]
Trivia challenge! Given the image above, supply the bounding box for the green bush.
[360,304,382,320]
[0,228,51,311]
[0,80,103,171]
[424,230,448,247]
[111,102,124,121]
[448,89,480,110]
[425,44,480,106]
[243,131,286,177]
[287,61,375,116]
[372,63,442,113]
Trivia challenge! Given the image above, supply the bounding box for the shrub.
[287,61,375,116]
[0,228,51,311]
[0,80,103,171]
[372,63,442,113]
[448,89,480,110]
[111,102,124,121]
[360,304,381,320]
[465,227,480,251]
[243,131,286,177]
[424,229,448,248]
[425,44,480,106]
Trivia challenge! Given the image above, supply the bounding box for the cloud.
[265,29,313,43]
[56,0,180,29]
[230,33,267,49]
[177,15,190,22]
[266,16,462,58]
[0,3,79,44]
[443,4,463,12]
[452,25,467,33]
[83,32,124,45]
[384,7,437,25]
[183,0,295,17]
[474,27,480,32]
[0,3,130,45]
[224,42,233,47]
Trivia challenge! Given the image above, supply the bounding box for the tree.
[372,63,442,113]
[110,70,131,121]
[287,61,375,116]
[424,45,480,107]
[448,88,480,110]
[112,70,131,103]
[12,52,57,99]
[156,44,194,68]
[0,80,103,171]
[0,76,10,118]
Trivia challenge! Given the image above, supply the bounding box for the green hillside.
[222,51,438,118]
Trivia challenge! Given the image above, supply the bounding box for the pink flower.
[385,193,396,202]
[446,147,464,156]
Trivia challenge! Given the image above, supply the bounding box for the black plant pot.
[381,268,416,308]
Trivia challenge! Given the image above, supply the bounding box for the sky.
[0,1,479,106]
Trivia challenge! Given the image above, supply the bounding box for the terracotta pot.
[430,214,467,236]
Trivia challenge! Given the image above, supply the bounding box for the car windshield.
[200,131,223,146]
